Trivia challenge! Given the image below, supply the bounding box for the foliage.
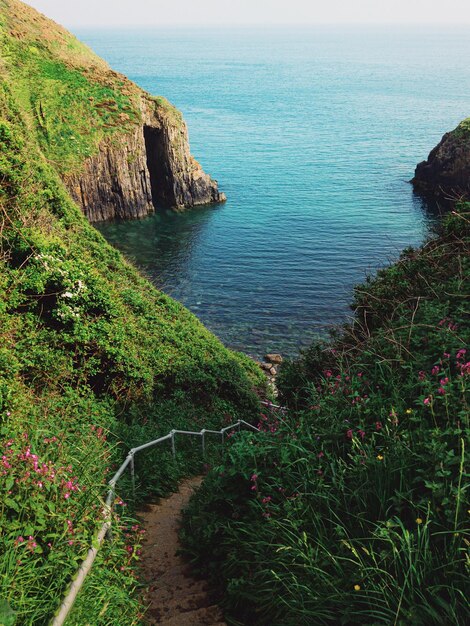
[182,210,470,625]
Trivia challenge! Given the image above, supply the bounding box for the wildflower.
[354,584,361,591]
[456,348,467,361]
[346,429,353,439]
[416,518,423,525]
[405,408,412,414]
[437,387,446,395]
[377,454,384,461]
[317,451,325,458]
[375,421,382,430]
[418,371,426,381]
[423,397,431,406]
[358,429,366,440]
[431,365,440,376]
[27,536,37,551]
[439,377,449,386]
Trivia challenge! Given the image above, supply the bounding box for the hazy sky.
[24,0,470,27]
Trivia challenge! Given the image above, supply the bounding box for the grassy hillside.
[0,0,181,177]
[182,209,469,625]
[0,2,264,623]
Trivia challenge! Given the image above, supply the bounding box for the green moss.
[451,117,470,140]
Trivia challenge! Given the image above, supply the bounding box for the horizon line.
[69,21,470,29]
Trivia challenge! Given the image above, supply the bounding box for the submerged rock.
[265,353,283,365]
[412,118,470,199]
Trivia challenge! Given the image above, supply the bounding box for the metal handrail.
[51,418,260,626]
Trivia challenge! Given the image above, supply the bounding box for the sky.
[23,0,470,28]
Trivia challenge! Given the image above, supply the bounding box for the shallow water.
[76,26,470,357]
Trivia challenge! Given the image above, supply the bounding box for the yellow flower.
[406,408,412,414]
[416,517,423,525]
[377,454,384,461]
[354,584,361,591]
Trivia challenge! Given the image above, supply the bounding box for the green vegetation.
[182,210,470,625]
[0,2,264,623]
[454,118,470,140]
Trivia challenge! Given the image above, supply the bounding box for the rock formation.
[66,96,226,223]
[412,119,470,199]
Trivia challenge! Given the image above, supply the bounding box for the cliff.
[413,118,470,199]
[0,0,225,222]
[66,96,226,222]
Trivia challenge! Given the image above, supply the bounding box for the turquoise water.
[77,27,470,357]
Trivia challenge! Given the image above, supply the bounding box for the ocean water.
[76,26,470,358]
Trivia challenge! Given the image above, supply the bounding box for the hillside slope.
[183,209,469,625]
[0,2,262,624]
[0,0,225,222]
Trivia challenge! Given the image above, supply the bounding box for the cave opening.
[143,125,173,208]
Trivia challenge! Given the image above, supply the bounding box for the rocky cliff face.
[413,119,470,199]
[66,97,226,223]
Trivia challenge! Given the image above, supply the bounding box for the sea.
[75,26,470,358]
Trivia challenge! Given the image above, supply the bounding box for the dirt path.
[139,477,226,626]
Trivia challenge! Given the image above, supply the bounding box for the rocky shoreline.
[254,353,283,395]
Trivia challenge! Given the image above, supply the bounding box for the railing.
[51,418,262,626]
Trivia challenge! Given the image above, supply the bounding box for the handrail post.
[238,420,241,432]
[129,452,135,501]
[201,430,206,457]
[105,487,114,542]
[171,430,176,459]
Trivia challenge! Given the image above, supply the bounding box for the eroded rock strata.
[413,119,470,199]
[66,97,225,223]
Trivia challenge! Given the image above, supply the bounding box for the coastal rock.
[260,362,273,372]
[412,119,470,199]
[66,97,225,222]
[265,353,283,365]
